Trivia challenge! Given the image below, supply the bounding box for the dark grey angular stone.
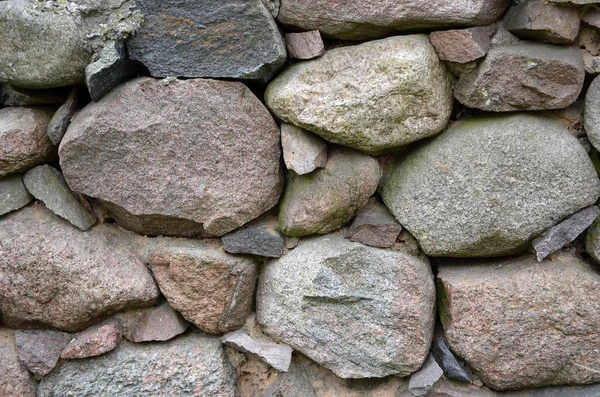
[85,41,136,102]
[127,0,286,82]
[431,337,473,384]
[47,87,78,146]
[0,174,32,216]
[222,216,285,258]
[533,206,600,261]
[0,84,67,107]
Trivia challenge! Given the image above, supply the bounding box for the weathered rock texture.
[455,43,584,111]
[0,204,159,331]
[381,114,600,257]
[127,301,188,343]
[0,84,67,107]
[257,234,436,378]
[585,76,600,152]
[127,0,286,81]
[0,328,36,397]
[266,35,453,154]
[222,216,285,258]
[347,197,402,248]
[277,0,510,40]
[0,174,32,216]
[86,41,136,102]
[0,106,55,177]
[60,77,283,237]
[408,354,443,396]
[148,240,259,334]
[281,123,327,175]
[279,147,380,237]
[61,321,121,359]
[15,330,71,376]
[222,330,293,372]
[438,254,600,390]
[47,87,78,146]
[39,333,237,396]
[429,25,496,63]
[431,337,473,384]
[285,31,325,60]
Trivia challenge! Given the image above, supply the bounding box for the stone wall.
[2,0,600,396]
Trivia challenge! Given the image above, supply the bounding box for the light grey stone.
[38,333,237,397]
[257,233,436,379]
[279,147,380,237]
[0,174,32,216]
[438,253,600,390]
[455,43,584,111]
[381,114,600,257]
[532,206,600,261]
[222,330,293,372]
[261,0,280,17]
[23,165,96,230]
[585,75,600,152]
[85,41,136,102]
[281,123,327,175]
[408,354,443,396]
[266,35,453,155]
[47,87,78,146]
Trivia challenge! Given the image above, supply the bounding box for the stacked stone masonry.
[3,0,600,396]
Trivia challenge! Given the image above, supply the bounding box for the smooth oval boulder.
[59,77,283,237]
[454,43,584,111]
[0,0,91,88]
[278,0,510,40]
[39,333,237,397]
[0,106,55,177]
[265,35,453,155]
[279,147,380,237]
[381,114,600,257]
[438,254,600,390]
[0,204,160,331]
[257,233,436,379]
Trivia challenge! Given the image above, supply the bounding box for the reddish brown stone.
[15,329,71,376]
[285,30,325,60]
[0,106,55,177]
[61,321,121,359]
[0,328,36,397]
[128,301,188,342]
[347,197,402,248]
[429,25,496,63]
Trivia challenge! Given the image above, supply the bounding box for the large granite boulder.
[265,35,453,155]
[381,114,600,257]
[38,333,237,397]
[127,0,286,82]
[0,106,55,177]
[278,147,380,237]
[148,239,259,335]
[257,233,436,378]
[277,0,510,40]
[454,43,584,111]
[60,77,283,237]
[0,204,160,331]
[0,328,36,397]
[438,254,600,390]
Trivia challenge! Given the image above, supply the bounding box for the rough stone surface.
[438,253,600,390]
[257,234,436,378]
[15,330,71,376]
[347,197,402,248]
[0,328,36,397]
[408,354,444,396]
[281,123,327,175]
[0,0,91,88]
[381,114,600,257]
[279,147,380,237]
[148,240,259,334]
[47,87,78,146]
[431,337,473,384]
[61,321,122,359]
[128,301,189,343]
[60,77,283,237]
[577,26,600,75]
[222,215,285,258]
[0,204,160,331]
[455,43,584,111]
[549,100,585,137]
[127,0,286,82]
[277,0,510,40]
[582,9,600,30]
[0,174,32,216]
[23,165,97,230]
[532,206,600,261]
[504,1,580,44]
[585,76,600,152]
[39,333,237,397]
[286,31,325,60]
[262,0,280,17]
[266,35,453,155]
[585,216,600,264]
[0,106,56,177]
[86,41,136,102]
[222,330,293,372]
[429,25,496,63]
[0,84,67,107]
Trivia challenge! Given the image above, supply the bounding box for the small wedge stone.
[281,123,327,175]
[128,301,189,343]
[47,87,78,146]
[408,354,444,396]
[15,330,71,376]
[285,31,325,60]
[222,330,292,372]
[348,197,402,248]
[0,174,32,216]
[61,321,121,359]
[431,337,473,384]
[222,215,285,258]
[85,41,136,102]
